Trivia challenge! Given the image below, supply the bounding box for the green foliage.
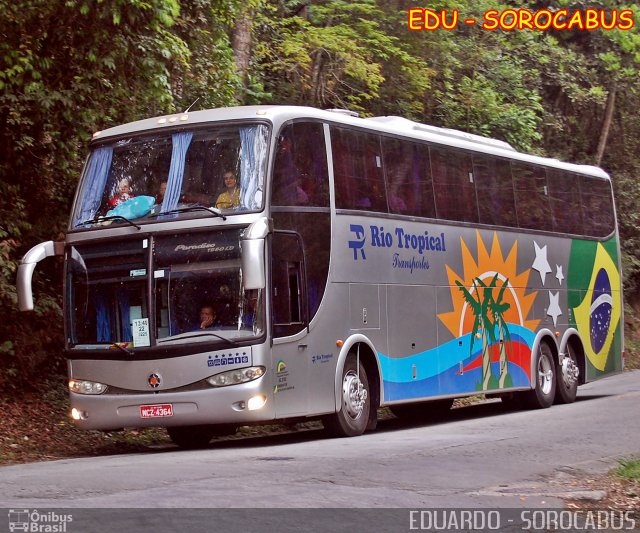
[255,0,432,113]
[0,0,240,388]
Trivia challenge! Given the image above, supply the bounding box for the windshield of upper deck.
[71,123,269,228]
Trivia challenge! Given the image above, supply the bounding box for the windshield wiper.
[149,206,227,221]
[157,331,240,347]
[81,215,141,230]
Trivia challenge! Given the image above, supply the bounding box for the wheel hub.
[538,356,553,394]
[561,356,579,387]
[342,370,367,419]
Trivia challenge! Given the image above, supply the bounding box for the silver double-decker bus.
[18,106,623,447]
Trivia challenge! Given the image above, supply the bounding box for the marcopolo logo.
[348,224,447,271]
[8,510,73,533]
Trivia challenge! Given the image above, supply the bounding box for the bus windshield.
[66,229,264,349]
[70,123,269,228]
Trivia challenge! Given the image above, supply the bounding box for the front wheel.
[324,356,371,437]
[521,341,556,409]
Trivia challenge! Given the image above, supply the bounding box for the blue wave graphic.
[379,324,534,381]
[378,324,535,401]
[383,361,531,401]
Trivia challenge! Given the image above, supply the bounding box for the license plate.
[139,404,173,418]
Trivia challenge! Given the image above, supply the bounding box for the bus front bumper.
[68,378,274,430]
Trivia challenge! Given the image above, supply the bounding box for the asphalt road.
[1,371,639,532]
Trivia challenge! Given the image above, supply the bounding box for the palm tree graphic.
[456,274,512,390]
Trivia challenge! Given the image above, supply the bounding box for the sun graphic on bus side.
[438,232,540,390]
[439,232,539,337]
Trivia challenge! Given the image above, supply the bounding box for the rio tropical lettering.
[370,226,446,255]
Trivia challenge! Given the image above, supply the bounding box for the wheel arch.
[530,329,560,387]
[333,334,382,414]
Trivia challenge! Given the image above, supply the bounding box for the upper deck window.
[272,122,329,207]
[331,127,387,212]
[71,123,269,228]
[431,147,478,223]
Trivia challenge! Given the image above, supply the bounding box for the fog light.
[71,408,88,420]
[247,394,267,411]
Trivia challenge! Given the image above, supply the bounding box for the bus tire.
[522,341,556,409]
[167,424,235,449]
[555,343,579,404]
[389,399,453,420]
[324,356,371,437]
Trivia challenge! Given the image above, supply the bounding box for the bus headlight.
[68,379,108,395]
[206,366,265,387]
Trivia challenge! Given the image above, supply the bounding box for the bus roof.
[92,105,610,180]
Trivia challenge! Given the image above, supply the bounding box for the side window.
[272,122,329,207]
[430,147,478,223]
[332,127,387,212]
[382,137,436,218]
[581,176,615,237]
[272,212,330,323]
[548,170,583,234]
[272,232,307,338]
[473,155,517,227]
[513,162,552,232]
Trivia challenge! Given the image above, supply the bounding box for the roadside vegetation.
[616,458,640,484]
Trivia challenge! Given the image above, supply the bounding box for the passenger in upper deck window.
[215,171,240,209]
[388,182,408,214]
[109,179,134,208]
[156,181,167,205]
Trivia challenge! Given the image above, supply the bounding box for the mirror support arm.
[17,240,64,311]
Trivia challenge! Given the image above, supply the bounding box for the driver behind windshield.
[198,304,221,330]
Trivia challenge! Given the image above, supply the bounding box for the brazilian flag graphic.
[568,239,622,376]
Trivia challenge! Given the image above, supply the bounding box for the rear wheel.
[555,343,579,404]
[324,356,371,437]
[167,424,236,449]
[521,341,556,409]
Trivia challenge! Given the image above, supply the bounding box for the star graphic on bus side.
[556,265,564,285]
[532,241,552,285]
[547,291,562,327]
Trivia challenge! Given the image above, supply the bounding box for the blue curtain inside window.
[239,126,267,210]
[72,147,113,227]
[161,132,193,212]
[117,288,132,342]
[95,289,111,343]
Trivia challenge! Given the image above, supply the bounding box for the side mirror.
[240,217,271,290]
[17,240,64,311]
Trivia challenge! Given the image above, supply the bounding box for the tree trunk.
[232,6,254,103]
[481,326,491,390]
[310,50,326,107]
[596,82,617,166]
